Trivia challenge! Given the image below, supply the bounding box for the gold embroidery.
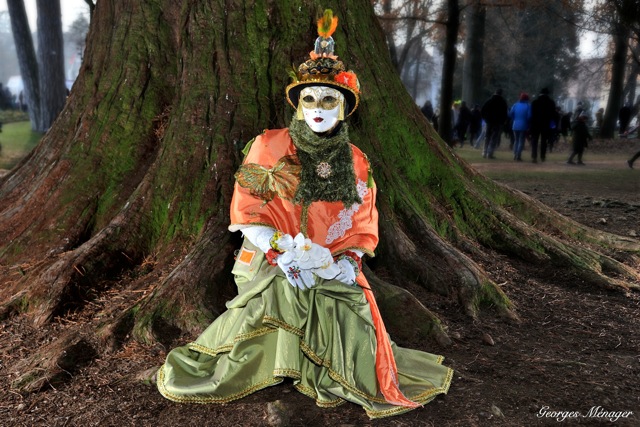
[235,155,301,202]
[263,316,304,337]
[294,383,346,408]
[157,365,283,404]
[334,246,375,258]
[188,327,275,357]
[300,204,310,236]
[365,367,454,419]
[273,368,301,380]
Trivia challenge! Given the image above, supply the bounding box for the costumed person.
[567,114,592,165]
[156,9,453,419]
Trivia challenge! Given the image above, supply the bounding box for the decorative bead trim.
[273,368,302,380]
[157,365,283,404]
[263,315,304,337]
[365,367,454,419]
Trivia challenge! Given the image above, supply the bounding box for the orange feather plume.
[317,9,338,38]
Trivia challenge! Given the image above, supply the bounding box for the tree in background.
[480,1,580,104]
[67,15,90,61]
[6,0,40,126]
[6,0,67,132]
[0,0,637,392]
[373,0,440,101]
[585,0,639,138]
[36,0,66,130]
[461,0,485,107]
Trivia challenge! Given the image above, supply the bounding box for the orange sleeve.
[228,130,301,234]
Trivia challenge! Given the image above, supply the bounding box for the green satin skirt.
[157,240,453,419]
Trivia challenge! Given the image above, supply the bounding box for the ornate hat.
[285,10,361,117]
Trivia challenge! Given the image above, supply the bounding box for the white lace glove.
[334,257,357,285]
[241,228,347,289]
[241,226,276,253]
[284,233,341,288]
[291,233,332,269]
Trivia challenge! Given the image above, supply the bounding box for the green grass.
[0,121,41,170]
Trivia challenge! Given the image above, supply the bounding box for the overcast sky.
[0,0,90,31]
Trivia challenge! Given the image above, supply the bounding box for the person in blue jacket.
[509,92,531,161]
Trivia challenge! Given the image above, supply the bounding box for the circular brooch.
[315,161,332,179]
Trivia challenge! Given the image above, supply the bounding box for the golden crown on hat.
[285,10,361,117]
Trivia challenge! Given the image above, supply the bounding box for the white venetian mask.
[299,86,344,133]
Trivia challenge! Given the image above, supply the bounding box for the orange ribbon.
[357,274,420,408]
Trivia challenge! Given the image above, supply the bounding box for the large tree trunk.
[601,22,630,138]
[0,0,637,392]
[6,0,41,130]
[36,0,67,131]
[461,1,485,106]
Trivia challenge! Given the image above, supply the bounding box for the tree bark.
[438,0,460,144]
[0,0,637,391]
[601,22,630,138]
[6,0,41,130]
[462,1,485,106]
[36,0,67,132]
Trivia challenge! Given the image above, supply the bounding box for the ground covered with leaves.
[0,138,638,426]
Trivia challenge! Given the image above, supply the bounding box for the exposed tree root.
[11,331,98,393]
[131,221,237,345]
[365,267,452,347]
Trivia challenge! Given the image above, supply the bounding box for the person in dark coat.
[567,114,592,165]
[619,103,632,135]
[421,100,434,122]
[480,88,508,159]
[530,87,557,163]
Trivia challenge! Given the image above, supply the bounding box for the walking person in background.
[567,114,592,165]
[509,92,531,161]
[572,101,585,127]
[481,88,508,159]
[421,100,434,123]
[530,88,556,163]
[619,103,632,136]
[595,107,604,136]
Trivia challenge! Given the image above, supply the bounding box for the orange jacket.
[229,128,378,257]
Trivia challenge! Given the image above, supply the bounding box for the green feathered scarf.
[288,119,362,207]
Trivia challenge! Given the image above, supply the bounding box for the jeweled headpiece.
[285,10,361,117]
